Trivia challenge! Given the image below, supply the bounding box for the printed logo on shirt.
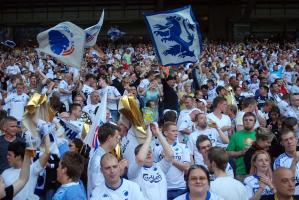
[123,190,129,199]
[143,171,162,183]
[121,140,130,154]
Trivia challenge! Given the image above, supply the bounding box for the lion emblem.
[153,16,195,58]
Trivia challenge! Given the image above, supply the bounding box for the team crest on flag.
[144,5,202,66]
[85,10,105,48]
[37,21,85,69]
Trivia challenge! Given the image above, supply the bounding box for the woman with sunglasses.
[174,165,223,200]
[244,150,275,200]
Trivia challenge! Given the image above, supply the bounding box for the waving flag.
[85,10,105,48]
[84,90,107,148]
[58,118,82,140]
[107,27,125,41]
[1,40,16,48]
[144,5,202,66]
[36,21,85,69]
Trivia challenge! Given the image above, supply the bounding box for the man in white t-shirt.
[209,147,247,200]
[207,97,232,138]
[153,122,190,199]
[177,108,201,143]
[235,97,266,131]
[59,73,74,111]
[273,130,299,195]
[98,76,121,122]
[1,136,50,200]
[68,103,84,139]
[179,96,195,117]
[196,135,234,178]
[82,74,95,101]
[127,124,173,200]
[5,60,21,75]
[83,91,100,120]
[4,83,29,123]
[90,153,146,200]
[188,112,229,165]
[87,123,122,199]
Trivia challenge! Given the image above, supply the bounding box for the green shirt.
[227,130,256,175]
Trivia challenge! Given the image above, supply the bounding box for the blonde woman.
[244,150,275,200]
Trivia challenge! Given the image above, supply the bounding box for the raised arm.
[135,126,153,165]
[151,123,173,161]
[12,150,31,196]
[38,134,51,167]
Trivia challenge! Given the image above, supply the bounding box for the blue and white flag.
[85,10,105,48]
[107,27,125,41]
[144,5,202,66]
[1,40,16,48]
[84,90,107,148]
[58,118,81,140]
[36,21,85,69]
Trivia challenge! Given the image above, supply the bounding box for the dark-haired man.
[53,152,86,200]
[209,147,247,200]
[98,76,121,123]
[1,136,50,200]
[227,112,257,181]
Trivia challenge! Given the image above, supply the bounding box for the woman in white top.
[174,165,223,200]
[244,150,275,200]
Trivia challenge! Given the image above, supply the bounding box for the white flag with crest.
[85,10,105,48]
[37,21,85,69]
[84,90,107,148]
[144,5,202,66]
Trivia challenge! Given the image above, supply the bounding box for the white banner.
[84,90,107,148]
[85,10,105,48]
[37,21,85,69]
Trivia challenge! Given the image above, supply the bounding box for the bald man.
[90,153,146,200]
[260,167,298,200]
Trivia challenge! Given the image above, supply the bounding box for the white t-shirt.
[240,91,255,98]
[290,85,299,94]
[98,86,121,111]
[174,192,224,200]
[248,82,260,94]
[87,146,106,198]
[274,152,299,195]
[1,160,44,200]
[138,79,150,90]
[235,110,264,130]
[153,142,190,190]
[90,178,146,200]
[83,103,100,120]
[177,114,195,143]
[82,84,94,99]
[244,175,274,199]
[207,113,232,145]
[188,128,225,165]
[128,159,171,200]
[6,65,21,75]
[121,127,139,169]
[210,176,247,200]
[4,93,29,121]
[59,80,72,103]
[69,120,84,138]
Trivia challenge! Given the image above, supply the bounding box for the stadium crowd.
[0,39,298,200]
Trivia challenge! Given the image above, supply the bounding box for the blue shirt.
[53,182,87,200]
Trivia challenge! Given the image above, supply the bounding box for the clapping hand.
[149,122,160,137]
